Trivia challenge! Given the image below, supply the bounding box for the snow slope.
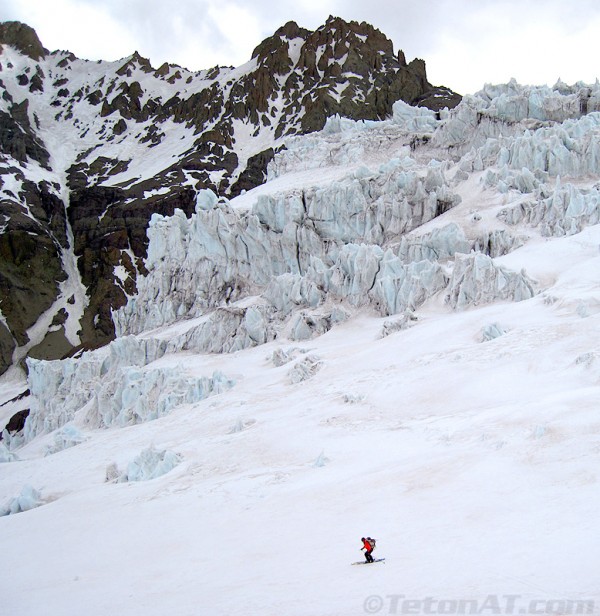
[1,82,600,616]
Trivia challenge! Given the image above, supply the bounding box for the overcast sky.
[2,0,599,94]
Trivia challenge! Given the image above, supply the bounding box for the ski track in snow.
[2,81,600,616]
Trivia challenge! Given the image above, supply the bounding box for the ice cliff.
[18,336,235,443]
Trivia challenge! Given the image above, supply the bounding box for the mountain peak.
[116,50,155,76]
[320,14,395,55]
[251,21,310,63]
[0,21,46,60]
[252,16,397,69]
[248,16,451,116]
[0,16,461,374]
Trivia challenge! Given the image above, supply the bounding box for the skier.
[361,536,375,562]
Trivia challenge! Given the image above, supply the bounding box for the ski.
[351,558,386,565]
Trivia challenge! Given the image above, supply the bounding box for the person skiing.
[361,537,375,562]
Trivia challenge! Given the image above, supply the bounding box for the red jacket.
[362,539,373,551]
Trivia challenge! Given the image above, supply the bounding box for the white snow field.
[2,82,600,616]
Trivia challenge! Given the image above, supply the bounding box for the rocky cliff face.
[0,17,460,376]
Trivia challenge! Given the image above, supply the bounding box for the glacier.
[3,78,600,615]
[17,80,600,449]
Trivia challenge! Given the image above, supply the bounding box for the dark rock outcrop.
[0,22,46,60]
[229,149,275,198]
[0,321,15,376]
[0,225,66,344]
[0,100,51,168]
[1,408,29,437]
